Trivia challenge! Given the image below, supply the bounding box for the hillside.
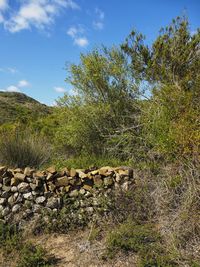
[0,91,51,125]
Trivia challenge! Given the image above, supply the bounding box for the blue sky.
[0,0,199,105]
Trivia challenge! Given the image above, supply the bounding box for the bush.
[106,219,178,266]
[0,129,51,168]
[17,243,53,267]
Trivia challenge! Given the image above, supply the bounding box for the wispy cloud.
[18,80,30,88]
[3,0,80,33]
[0,67,19,74]
[93,7,105,30]
[1,79,30,93]
[74,37,88,47]
[0,0,8,23]
[6,85,21,92]
[54,86,66,93]
[67,25,89,47]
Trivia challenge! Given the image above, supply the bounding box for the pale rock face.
[18,182,30,193]
[35,196,46,204]
[0,165,134,222]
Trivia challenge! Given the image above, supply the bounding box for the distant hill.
[0,91,51,125]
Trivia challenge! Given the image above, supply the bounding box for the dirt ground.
[0,229,137,267]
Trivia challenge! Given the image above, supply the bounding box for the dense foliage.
[0,16,199,266]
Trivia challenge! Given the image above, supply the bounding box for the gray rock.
[11,186,18,192]
[32,204,42,213]
[18,182,30,193]
[35,196,46,204]
[1,191,11,198]
[23,192,33,200]
[8,195,15,205]
[12,204,21,213]
[2,207,10,216]
[69,189,79,198]
[46,197,60,209]
[0,198,6,205]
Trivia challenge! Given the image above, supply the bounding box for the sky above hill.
[0,0,199,105]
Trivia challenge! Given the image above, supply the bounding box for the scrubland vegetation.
[0,16,199,266]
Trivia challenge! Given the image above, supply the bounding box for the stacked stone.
[0,165,133,222]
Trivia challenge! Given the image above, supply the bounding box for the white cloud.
[93,7,105,31]
[0,0,8,11]
[95,8,104,20]
[4,0,80,33]
[7,67,18,74]
[54,86,66,93]
[0,0,8,24]
[6,85,20,92]
[74,37,88,47]
[18,80,30,88]
[67,25,88,47]
[93,21,103,30]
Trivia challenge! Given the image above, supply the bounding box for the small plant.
[17,243,53,267]
[0,128,51,168]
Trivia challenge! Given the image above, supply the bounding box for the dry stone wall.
[0,166,134,224]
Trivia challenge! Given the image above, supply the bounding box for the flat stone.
[70,168,77,177]
[12,204,21,213]
[0,198,6,205]
[69,189,79,198]
[3,177,11,186]
[23,192,33,200]
[2,207,10,216]
[24,167,35,177]
[46,166,56,174]
[11,186,18,192]
[104,177,114,186]
[46,197,60,209]
[93,175,103,187]
[17,182,30,193]
[83,184,94,192]
[35,196,46,204]
[11,177,20,186]
[14,173,26,181]
[99,166,114,176]
[55,176,69,187]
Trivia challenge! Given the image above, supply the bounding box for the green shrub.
[106,219,178,266]
[0,129,51,168]
[17,243,53,267]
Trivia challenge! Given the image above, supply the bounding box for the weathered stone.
[70,168,77,177]
[0,166,7,175]
[8,195,15,205]
[30,183,37,191]
[11,186,18,192]
[35,196,46,204]
[3,177,11,186]
[93,175,103,187]
[68,177,76,186]
[65,185,71,192]
[104,177,114,186]
[55,176,69,187]
[76,170,88,179]
[61,167,70,176]
[46,166,56,174]
[24,167,34,177]
[13,168,23,173]
[17,182,30,193]
[2,207,10,216]
[14,172,26,182]
[46,173,54,181]
[99,166,113,176]
[90,170,99,175]
[86,207,94,213]
[46,197,60,209]
[69,189,79,198]
[0,198,6,205]
[12,204,21,213]
[34,171,45,180]
[23,192,33,200]
[11,177,20,186]
[83,184,93,192]
[32,204,42,213]
[1,190,11,198]
[79,188,86,195]
[48,183,56,192]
